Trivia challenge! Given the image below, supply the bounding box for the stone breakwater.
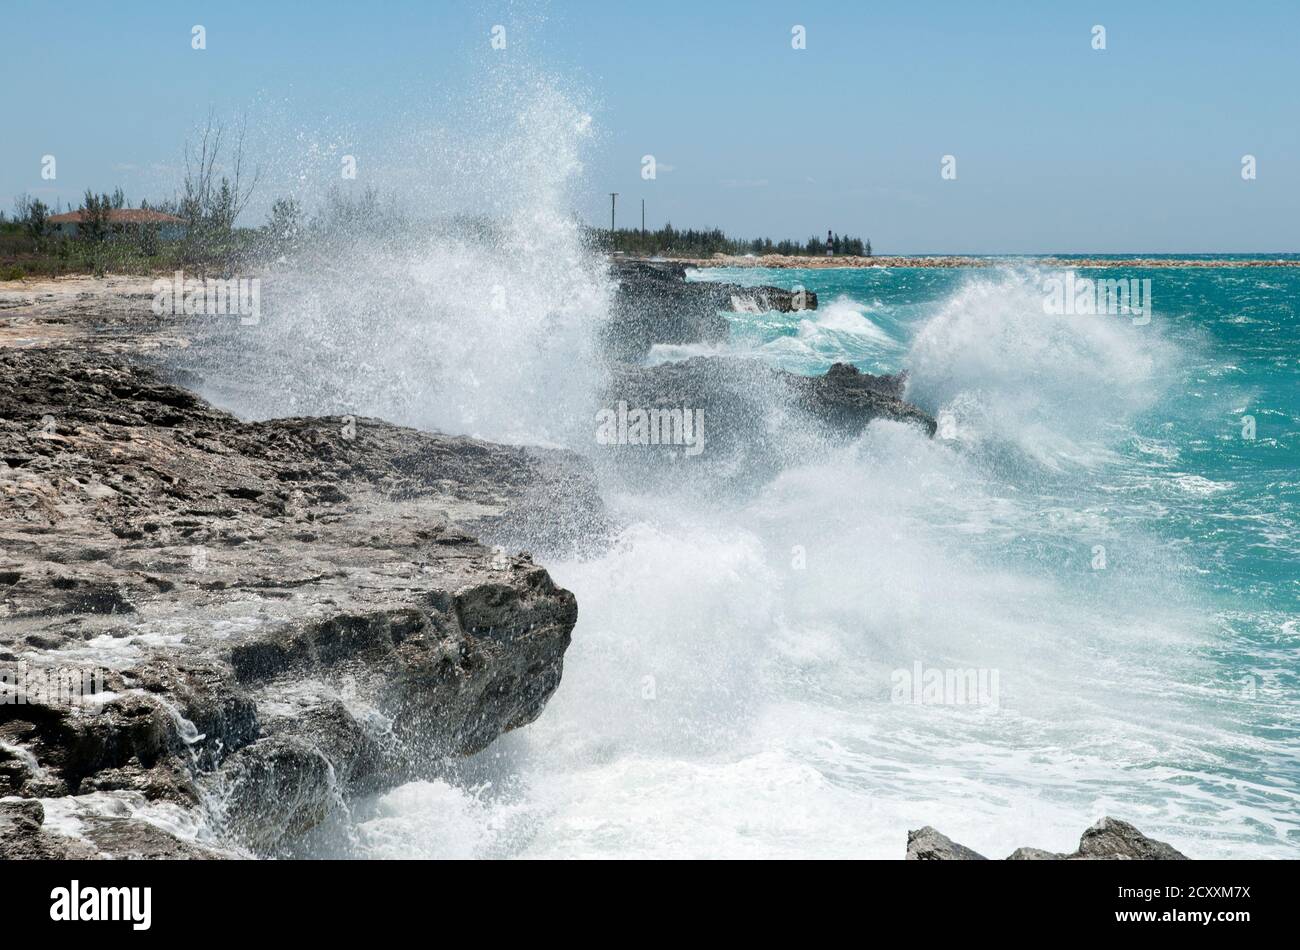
[659,254,1300,269]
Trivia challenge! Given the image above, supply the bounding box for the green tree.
[79,191,113,242]
[264,196,303,255]
[24,199,49,244]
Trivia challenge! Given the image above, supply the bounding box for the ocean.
[295,261,1299,859]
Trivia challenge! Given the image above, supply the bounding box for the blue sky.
[3,0,1297,252]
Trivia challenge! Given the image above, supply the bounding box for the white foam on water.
[0,740,46,780]
[737,295,901,372]
[327,415,1295,859]
[36,791,212,848]
[187,71,1294,859]
[905,270,1181,470]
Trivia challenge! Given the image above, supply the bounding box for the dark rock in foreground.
[605,260,817,361]
[0,798,226,859]
[906,817,1190,860]
[0,347,604,857]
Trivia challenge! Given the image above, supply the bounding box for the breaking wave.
[186,74,1295,860]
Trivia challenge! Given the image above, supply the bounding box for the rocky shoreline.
[603,259,817,361]
[0,346,604,857]
[0,264,933,858]
[1,267,1186,860]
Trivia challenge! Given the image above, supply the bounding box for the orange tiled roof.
[47,208,185,224]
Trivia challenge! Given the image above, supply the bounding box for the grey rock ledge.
[1,347,604,857]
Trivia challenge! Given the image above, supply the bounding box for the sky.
[3,0,1297,253]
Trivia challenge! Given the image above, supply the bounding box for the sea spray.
[905,268,1180,467]
[176,72,1296,859]
[185,76,610,449]
[392,265,1294,857]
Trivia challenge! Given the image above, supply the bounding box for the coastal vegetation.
[2,184,455,280]
[2,181,873,280]
[0,114,269,280]
[600,223,871,258]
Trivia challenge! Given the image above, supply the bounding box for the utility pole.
[609,192,619,236]
[641,198,645,235]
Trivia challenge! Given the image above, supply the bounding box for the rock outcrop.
[604,260,817,361]
[596,356,935,490]
[782,362,934,434]
[0,347,603,856]
[906,817,1190,860]
[597,261,933,492]
[905,826,990,861]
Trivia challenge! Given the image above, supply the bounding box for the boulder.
[605,260,817,361]
[1073,817,1190,861]
[596,356,935,490]
[906,826,989,860]
[0,797,229,859]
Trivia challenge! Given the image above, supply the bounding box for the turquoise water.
[696,264,1299,606]
[661,263,1299,855]
[311,261,1298,859]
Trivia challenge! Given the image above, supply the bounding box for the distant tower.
[826,228,834,256]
